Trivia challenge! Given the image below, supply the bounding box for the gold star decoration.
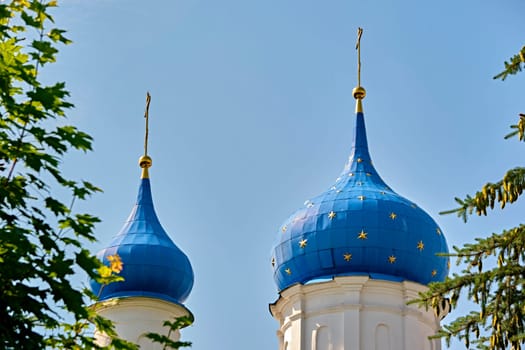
[357,158,362,163]
[281,225,287,233]
[366,172,372,177]
[417,240,424,251]
[358,230,368,240]
[389,212,397,220]
[388,255,397,264]
[447,260,451,270]
[358,195,366,201]
[343,253,352,261]
[431,269,437,277]
[271,257,275,267]
[299,239,308,248]
[436,227,442,235]
[328,211,336,219]
[285,268,292,275]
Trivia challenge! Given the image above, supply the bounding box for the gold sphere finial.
[352,86,366,113]
[139,155,152,179]
[139,155,152,169]
[352,86,366,100]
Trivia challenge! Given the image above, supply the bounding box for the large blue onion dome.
[90,155,194,304]
[271,87,449,292]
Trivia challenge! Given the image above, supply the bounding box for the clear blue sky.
[46,1,524,349]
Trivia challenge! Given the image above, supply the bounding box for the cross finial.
[139,92,153,178]
[352,28,366,113]
[356,27,363,87]
[144,92,151,157]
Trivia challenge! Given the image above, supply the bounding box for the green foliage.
[416,46,525,350]
[441,167,525,220]
[493,46,525,81]
[145,316,193,350]
[421,223,525,349]
[0,3,193,349]
[0,1,134,348]
[505,113,525,142]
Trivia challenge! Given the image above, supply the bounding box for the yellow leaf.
[107,254,123,274]
[98,265,112,278]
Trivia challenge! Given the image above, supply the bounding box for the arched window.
[375,324,390,350]
[312,325,332,350]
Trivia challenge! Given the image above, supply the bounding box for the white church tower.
[90,94,194,348]
[269,29,449,350]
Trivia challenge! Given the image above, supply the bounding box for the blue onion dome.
[91,155,194,304]
[271,87,449,292]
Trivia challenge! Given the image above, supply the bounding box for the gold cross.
[144,92,151,156]
[356,27,363,87]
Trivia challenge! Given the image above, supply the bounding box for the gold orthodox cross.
[144,92,151,157]
[356,27,363,88]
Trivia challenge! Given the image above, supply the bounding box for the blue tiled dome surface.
[90,178,194,304]
[271,111,449,292]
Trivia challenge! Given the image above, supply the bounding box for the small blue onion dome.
[271,93,449,292]
[90,161,194,304]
